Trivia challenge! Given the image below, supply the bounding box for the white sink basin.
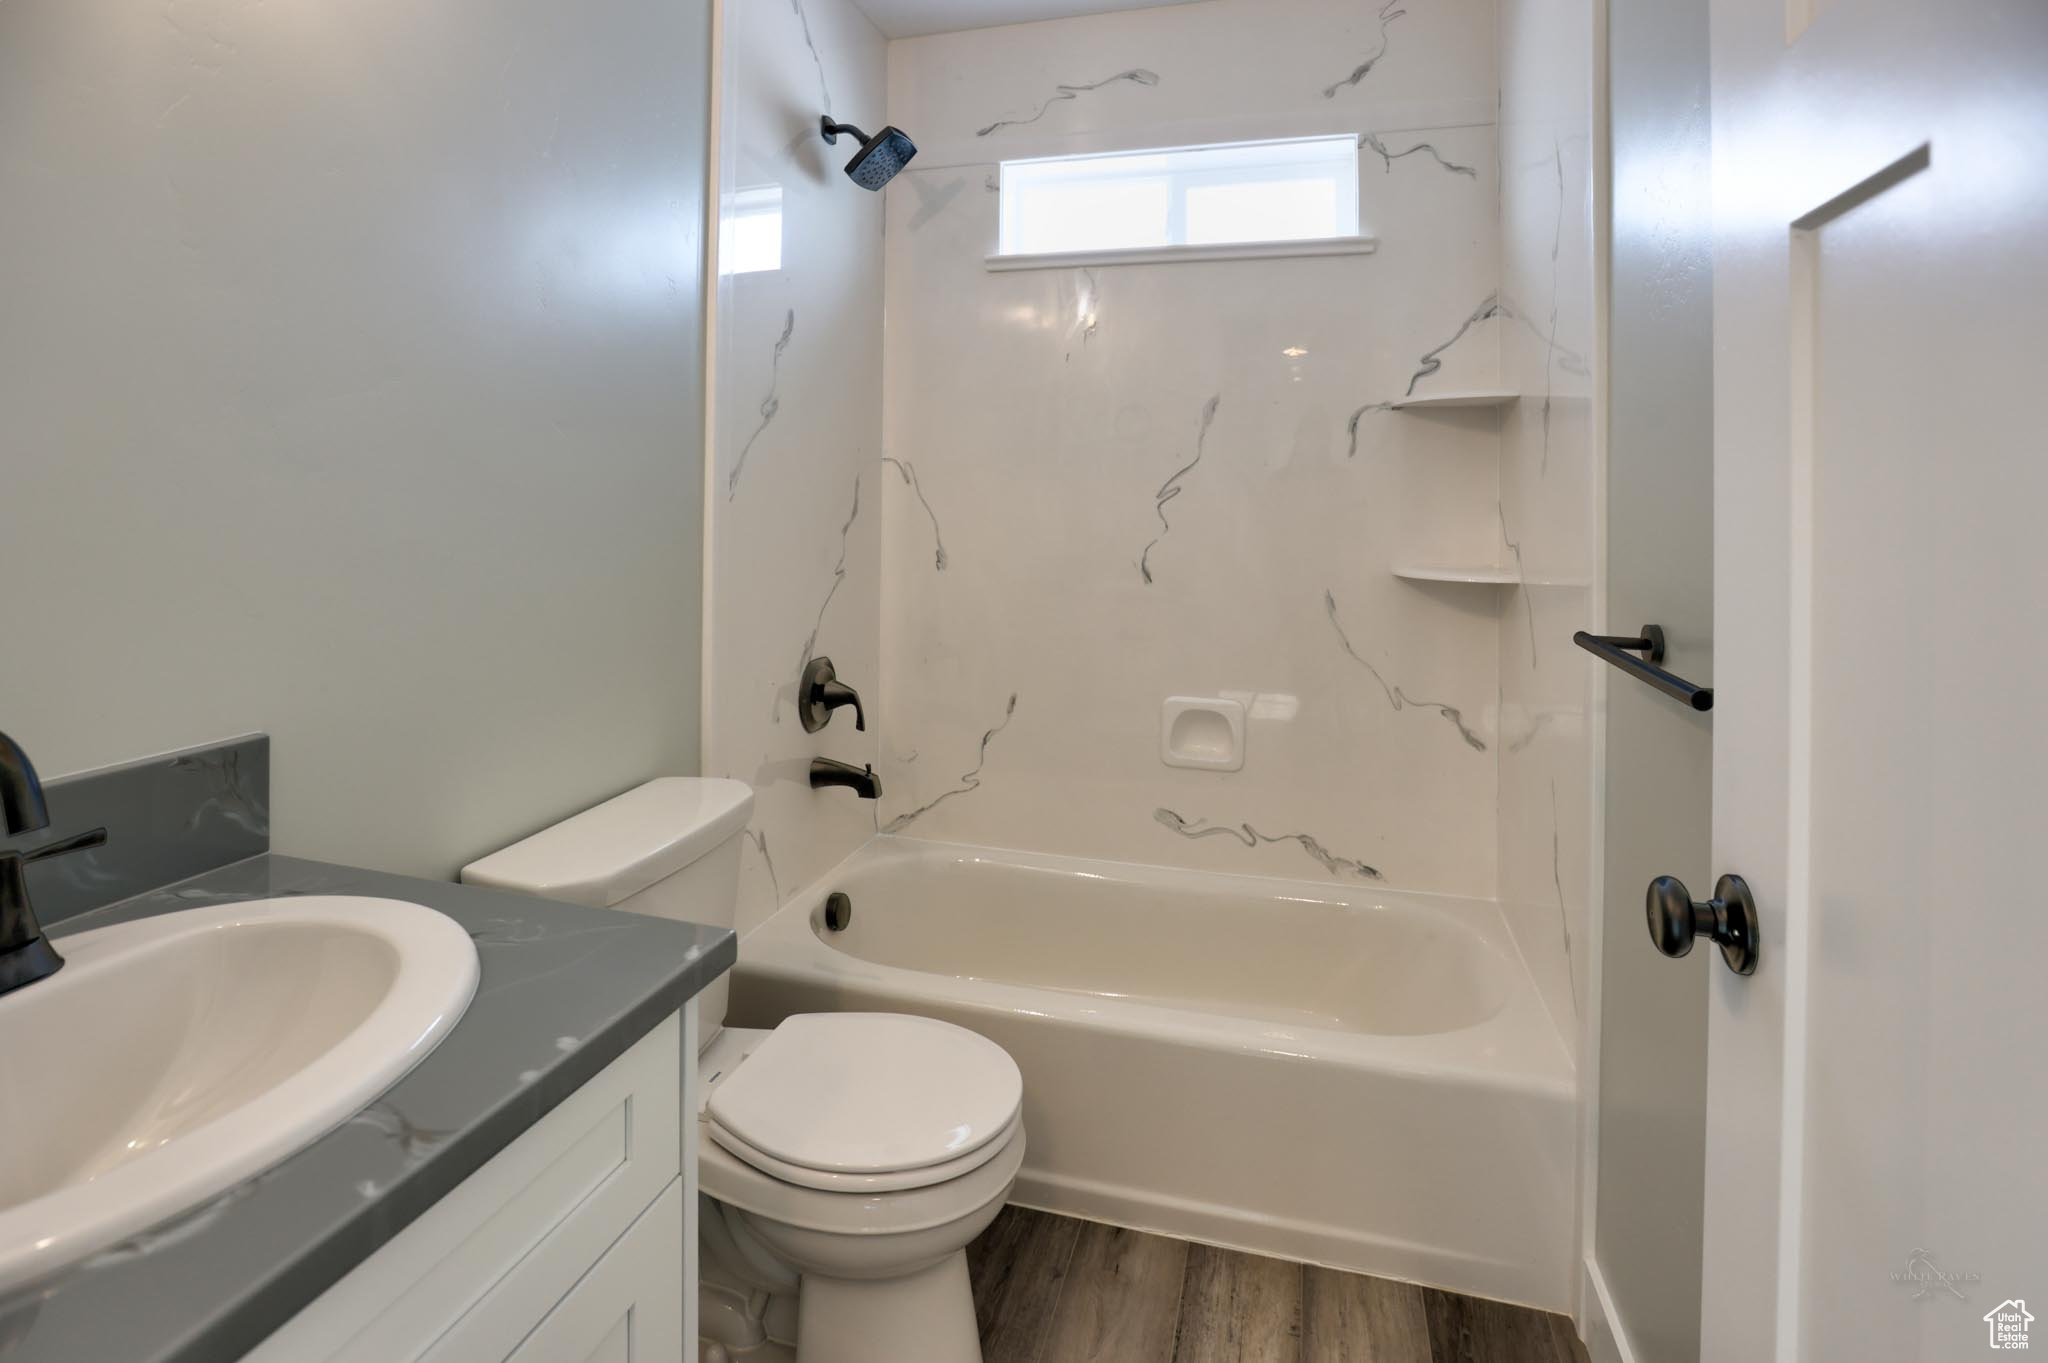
[0,896,478,1293]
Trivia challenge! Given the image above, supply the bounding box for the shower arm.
[820,118,871,146]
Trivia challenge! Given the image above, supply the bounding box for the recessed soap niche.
[1161,697,1246,772]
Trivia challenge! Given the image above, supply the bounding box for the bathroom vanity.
[243,1006,702,1363]
[0,739,734,1363]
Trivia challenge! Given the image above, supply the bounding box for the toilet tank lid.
[460,778,754,908]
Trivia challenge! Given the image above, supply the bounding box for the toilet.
[462,778,1023,1363]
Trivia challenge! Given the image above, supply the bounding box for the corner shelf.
[1387,390,1521,411]
[1392,563,1521,585]
[1384,388,1527,592]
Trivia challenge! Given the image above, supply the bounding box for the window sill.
[985,235,1379,272]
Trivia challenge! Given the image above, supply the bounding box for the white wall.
[880,0,1512,899]
[706,0,888,937]
[1499,0,1599,1048]
[0,0,711,880]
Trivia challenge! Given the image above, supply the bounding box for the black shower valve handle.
[826,681,866,732]
[799,655,867,733]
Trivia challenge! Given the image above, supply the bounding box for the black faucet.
[1,730,107,996]
[810,758,882,800]
[799,656,868,734]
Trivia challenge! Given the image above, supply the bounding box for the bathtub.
[731,836,1577,1309]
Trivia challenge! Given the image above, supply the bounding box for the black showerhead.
[821,116,917,191]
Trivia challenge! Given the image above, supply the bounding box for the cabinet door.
[505,1181,684,1363]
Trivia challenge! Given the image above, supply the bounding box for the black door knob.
[1645,873,1760,976]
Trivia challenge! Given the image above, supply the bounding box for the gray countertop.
[0,852,734,1363]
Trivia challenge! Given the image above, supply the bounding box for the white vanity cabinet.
[246,1003,699,1363]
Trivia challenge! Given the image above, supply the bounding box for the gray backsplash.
[5,735,270,926]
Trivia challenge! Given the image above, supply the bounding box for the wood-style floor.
[966,1208,1589,1363]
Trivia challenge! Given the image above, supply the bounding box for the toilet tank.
[461,777,754,1045]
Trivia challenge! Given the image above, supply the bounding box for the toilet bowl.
[462,780,1025,1363]
[697,1016,1023,1363]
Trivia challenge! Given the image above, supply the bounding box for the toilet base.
[796,1250,982,1363]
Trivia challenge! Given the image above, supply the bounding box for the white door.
[1701,1,2048,1360]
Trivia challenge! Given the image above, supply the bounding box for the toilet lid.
[705,1013,1022,1177]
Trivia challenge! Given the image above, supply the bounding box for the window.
[721,185,783,276]
[993,136,1369,267]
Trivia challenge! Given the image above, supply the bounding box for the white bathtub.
[732,836,1577,1309]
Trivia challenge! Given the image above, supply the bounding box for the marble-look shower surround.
[879,0,1585,933]
[1498,0,1595,1042]
[706,0,886,937]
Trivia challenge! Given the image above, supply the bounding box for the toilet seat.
[704,1012,1023,1190]
[699,1118,1027,1238]
[706,1108,1024,1193]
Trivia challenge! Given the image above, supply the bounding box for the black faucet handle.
[0,828,101,996]
[800,656,870,733]
[824,682,867,732]
[22,827,108,864]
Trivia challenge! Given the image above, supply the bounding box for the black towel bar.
[1573,624,1713,711]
